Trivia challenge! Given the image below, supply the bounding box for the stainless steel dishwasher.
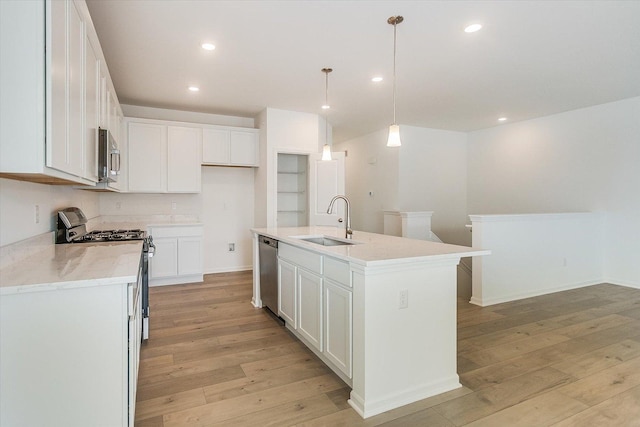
[258,235,279,315]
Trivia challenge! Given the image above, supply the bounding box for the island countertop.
[0,241,142,295]
[251,226,489,267]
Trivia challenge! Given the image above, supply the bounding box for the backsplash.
[0,178,100,247]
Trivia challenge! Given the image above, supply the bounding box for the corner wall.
[467,97,640,287]
[0,178,100,246]
[334,125,468,246]
[334,128,400,234]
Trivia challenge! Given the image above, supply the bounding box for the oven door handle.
[147,237,156,258]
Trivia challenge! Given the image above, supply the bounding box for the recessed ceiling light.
[321,104,330,110]
[498,117,507,122]
[188,86,200,92]
[464,24,483,33]
[371,76,383,82]
[201,43,215,51]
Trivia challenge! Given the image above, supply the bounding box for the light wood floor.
[135,271,640,426]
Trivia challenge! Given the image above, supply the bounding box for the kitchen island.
[250,226,489,418]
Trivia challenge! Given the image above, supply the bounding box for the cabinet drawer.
[148,225,203,238]
[279,243,322,275]
[323,256,351,287]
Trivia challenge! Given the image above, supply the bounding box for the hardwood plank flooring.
[136,272,640,426]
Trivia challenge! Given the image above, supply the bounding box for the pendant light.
[321,67,333,161]
[387,15,403,147]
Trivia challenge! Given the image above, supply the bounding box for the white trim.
[348,376,461,418]
[203,265,252,275]
[469,212,597,223]
[469,279,604,307]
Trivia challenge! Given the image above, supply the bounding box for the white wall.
[398,126,468,246]
[468,97,640,287]
[470,213,604,306]
[334,125,468,245]
[334,128,399,234]
[254,108,325,228]
[99,167,255,274]
[121,104,254,128]
[0,178,100,246]
[101,106,257,274]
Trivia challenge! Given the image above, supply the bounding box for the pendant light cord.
[392,21,397,125]
[325,71,329,143]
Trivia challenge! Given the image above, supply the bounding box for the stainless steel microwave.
[98,128,120,182]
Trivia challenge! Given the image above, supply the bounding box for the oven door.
[142,236,154,340]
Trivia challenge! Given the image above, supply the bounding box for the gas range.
[55,207,155,341]
[55,207,145,244]
[79,229,145,243]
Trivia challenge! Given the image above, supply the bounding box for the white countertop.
[251,226,490,267]
[0,241,142,295]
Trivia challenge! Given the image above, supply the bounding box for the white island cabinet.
[252,226,489,419]
[0,242,143,427]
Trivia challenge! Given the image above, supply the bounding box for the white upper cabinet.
[84,36,100,183]
[127,120,202,193]
[0,0,121,186]
[127,122,167,193]
[202,127,259,167]
[230,130,258,166]
[47,0,85,178]
[202,128,230,164]
[167,126,202,193]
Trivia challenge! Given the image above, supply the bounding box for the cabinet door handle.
[111,150,121,174]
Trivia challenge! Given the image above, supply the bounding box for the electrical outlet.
[399,289,408,309]
[228,243,235,252]
[34,205,40,224]
[171,202,177,210]
[116,202,121,210]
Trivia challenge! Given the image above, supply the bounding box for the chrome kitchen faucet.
[326,195,353,239]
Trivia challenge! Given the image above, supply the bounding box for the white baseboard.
[470,279,604,307]
[204,265,252,275]
[348,376,461,419]
[602,278,640,289]
[149,274,203,287]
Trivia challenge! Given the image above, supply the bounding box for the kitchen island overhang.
[250,226,490,418]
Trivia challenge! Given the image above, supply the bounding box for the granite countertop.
[251,226,490,267]
[0,241,142,295]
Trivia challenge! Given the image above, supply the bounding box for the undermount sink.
[294,236,358,246]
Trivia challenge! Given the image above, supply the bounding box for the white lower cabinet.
[0,281,141,426]
[149,238,178,278]
[324,279,352,378]
[277,258,297,325]
[297,268,323,351]
[277,243,352,380]
[148,225,203,286]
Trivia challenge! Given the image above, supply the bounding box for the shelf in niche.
[277,190,306,194]
[277,210,306,213]
[277,171,306,175]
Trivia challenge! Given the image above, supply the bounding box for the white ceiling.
[85,0,640,142]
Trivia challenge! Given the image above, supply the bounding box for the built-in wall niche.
[277,153,308,227]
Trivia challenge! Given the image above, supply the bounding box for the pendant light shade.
[387,124,401,147]
[322,143,332,160]
[321,67,333,161]
[387,15,403,147]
